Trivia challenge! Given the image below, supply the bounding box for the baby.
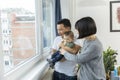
[47,31,80,68]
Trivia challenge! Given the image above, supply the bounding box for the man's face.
[57,24,70,36]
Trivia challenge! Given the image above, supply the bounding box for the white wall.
[61,0,120,64]
[61,0,76,30]
[75,0,120,64]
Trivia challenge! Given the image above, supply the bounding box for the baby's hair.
[64,31,74,39]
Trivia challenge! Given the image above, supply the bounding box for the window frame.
[3,0,55,79]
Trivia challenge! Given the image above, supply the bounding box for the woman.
[60,17,106,80]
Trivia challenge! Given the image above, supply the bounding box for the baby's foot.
[46,58,55,69]
[49,62,55,69]
[47,58,53,64]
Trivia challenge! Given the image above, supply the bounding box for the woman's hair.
[75,17,97,39]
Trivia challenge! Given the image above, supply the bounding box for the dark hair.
[64,31,74,39]
[57,18,71,29]
[75,17,97,39]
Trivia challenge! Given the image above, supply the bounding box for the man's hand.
[52,49,57,54]
[59,57,66,62]
[59,41,65,48]
[60,48,66,55]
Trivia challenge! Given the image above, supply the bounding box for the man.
[52,19,81,80]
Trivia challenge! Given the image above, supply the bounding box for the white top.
[52,36,82,76]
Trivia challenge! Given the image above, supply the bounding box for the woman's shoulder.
[90,38,103,49]
[74,39,84,46]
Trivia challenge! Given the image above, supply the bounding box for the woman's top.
[64,37,106,80]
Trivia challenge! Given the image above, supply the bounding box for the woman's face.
[74,29,79,38]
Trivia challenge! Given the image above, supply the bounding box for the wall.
[75,0,120,64]
[61,0,76,30]
[61,0,120,64]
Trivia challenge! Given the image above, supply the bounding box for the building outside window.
[0,0,36,73]
[0,0,55,74]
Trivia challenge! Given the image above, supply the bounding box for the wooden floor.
[42,68,54,80]
[41,68,80,80]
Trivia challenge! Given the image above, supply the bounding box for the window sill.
[4,53,50,80]
[21,59,49,80]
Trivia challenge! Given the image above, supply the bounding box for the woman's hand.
[59,57,66,62]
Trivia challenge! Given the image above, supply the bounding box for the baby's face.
[63,35,73,43]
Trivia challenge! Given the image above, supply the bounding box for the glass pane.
[0,0,36,73]
[42,0,53,48]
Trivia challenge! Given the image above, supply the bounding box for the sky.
[0,0,35,12]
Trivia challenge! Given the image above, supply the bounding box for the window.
[0,0,36,73]
[0,0,55,78]
[42,0,55,48]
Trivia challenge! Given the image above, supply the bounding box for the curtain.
[55,0,62,36]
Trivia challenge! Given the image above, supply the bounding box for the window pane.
[42,0,54,48]
[0,0,36,73]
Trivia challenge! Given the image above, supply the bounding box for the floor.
[42,68,54,80]
[41,68,80,80]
